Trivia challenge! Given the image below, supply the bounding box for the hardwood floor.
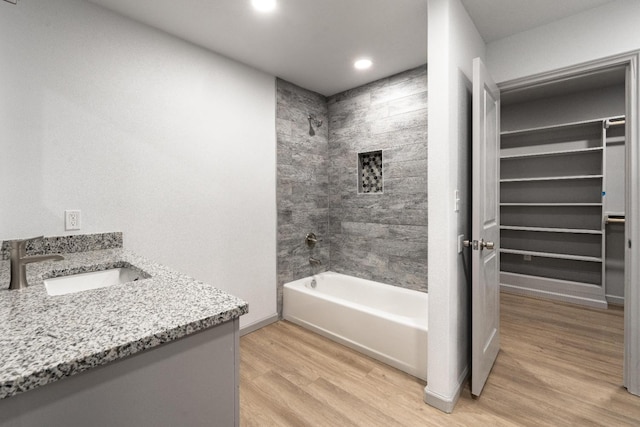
[240,293,640,426]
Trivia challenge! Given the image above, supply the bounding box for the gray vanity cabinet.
[0,319,240,427]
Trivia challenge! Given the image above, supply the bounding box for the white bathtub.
[283,271,427,381]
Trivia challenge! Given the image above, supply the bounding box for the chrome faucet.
[9,236,64,290]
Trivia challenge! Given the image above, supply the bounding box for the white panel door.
[471,57,501,397]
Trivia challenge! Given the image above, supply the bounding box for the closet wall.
[604,122,626,304]
[500,80,626,307]
[502,84,625,131]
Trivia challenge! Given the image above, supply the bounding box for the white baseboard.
[500,272,607,309]
[606,294,625,306]
[240,314,279,336]
[423,365,469,414]
[501,283,608,309]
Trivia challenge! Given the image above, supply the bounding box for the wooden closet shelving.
[499,118,615,308]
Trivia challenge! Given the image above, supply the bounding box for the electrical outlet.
[454,190,460,212]
[523,254,532,261]
[65,210,81,230]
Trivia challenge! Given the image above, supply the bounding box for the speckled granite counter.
[0,239,248,400]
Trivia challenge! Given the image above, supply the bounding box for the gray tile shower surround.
[276,65,428,313]
[0,233,247,400]
[276,79,330,315]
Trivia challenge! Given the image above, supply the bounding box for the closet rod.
[605,118,625,128]
[605,216,625,224]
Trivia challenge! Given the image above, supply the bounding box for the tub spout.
[309,257,322,266]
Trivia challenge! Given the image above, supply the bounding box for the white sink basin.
[44,267,148,296]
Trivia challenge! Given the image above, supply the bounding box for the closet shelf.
[500,248,602,263]
[500,202,602,207]
[500,117,605,136]
[500,225,603,235]
[500,146,603,160]
[500,174,603,183]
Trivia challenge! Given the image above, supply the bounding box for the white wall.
[0,0,277,329]
[486,0,640,84]
[426,0,485,413]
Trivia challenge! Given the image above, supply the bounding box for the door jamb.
[496,50,640,395]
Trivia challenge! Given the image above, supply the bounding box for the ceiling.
[86,0,619,96]
[460,0,617,43]
[86,0,427,96]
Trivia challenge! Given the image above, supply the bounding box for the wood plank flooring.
[240,293,640,426]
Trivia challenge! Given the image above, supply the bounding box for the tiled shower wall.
[327,65,428,291]
[276,79,329,314]
[276,65,428,314]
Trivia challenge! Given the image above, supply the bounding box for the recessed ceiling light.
[252,0,276,13]
[354,59,373,70]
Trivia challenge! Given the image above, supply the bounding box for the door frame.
[497,50,640,395]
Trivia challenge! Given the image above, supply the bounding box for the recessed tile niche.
[358,150,383,194]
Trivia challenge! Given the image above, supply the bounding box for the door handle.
[480,239,495,250]
[463,239,494,250]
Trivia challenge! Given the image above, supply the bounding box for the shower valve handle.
[306,233,322,247]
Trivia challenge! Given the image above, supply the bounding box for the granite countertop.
[0,245,248,400]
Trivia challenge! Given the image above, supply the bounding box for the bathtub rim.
[283,272,428,331]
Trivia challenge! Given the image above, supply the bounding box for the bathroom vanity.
[0,233,247,427]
